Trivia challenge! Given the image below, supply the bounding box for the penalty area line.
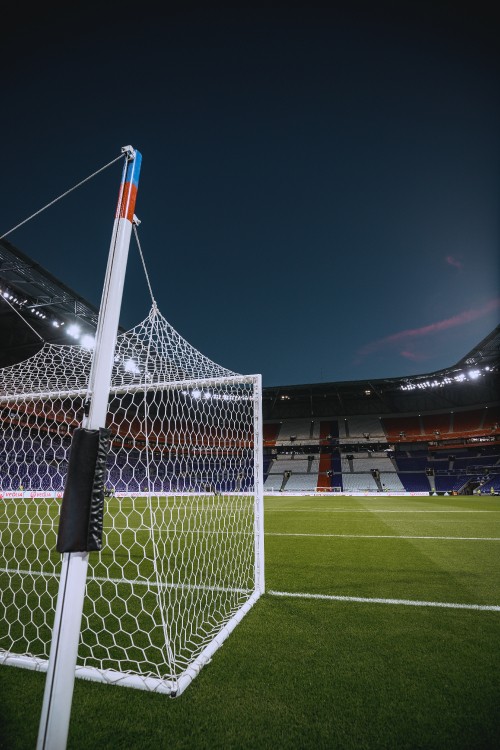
[268,590,500,611]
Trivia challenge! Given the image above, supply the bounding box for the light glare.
[81,334,95,350]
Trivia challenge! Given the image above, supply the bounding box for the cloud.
[445,255,463,270]
[356,298,500,361]
[400,349,428,362]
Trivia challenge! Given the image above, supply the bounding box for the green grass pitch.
[1,493,499,749]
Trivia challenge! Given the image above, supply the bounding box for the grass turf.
[1,493,499,749]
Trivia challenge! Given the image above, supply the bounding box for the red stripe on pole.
[115,182,138,222]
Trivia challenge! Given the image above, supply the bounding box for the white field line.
[267,532,500,541]
[2,523,499,542]
[2,518,500,543]
[3,508,500,529]
[0,567,250,594]
[269,590,500,612]
[2,567,497,611]
[2,509,499,525]
[2,522,498,543]
[0,521,254,537]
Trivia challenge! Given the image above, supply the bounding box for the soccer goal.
[0,303,264,696]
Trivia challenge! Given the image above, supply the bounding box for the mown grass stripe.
[267,509,499,513]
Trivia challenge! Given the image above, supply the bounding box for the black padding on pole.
[57,427,111,553]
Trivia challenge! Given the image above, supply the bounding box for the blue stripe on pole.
[124,150,142,187]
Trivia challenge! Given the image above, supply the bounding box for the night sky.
[2,2,499,386]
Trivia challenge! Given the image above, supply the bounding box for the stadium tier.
[2,413,499,497]
[261,413,500,495]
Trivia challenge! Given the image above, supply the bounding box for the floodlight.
[67,324,81,339]
[80,334,95,349]
[124,358,140,374]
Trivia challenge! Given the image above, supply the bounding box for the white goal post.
[0,303,265,696]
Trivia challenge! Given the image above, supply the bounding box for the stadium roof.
[0,238,124,367]
[1,237,498,416]
[263,325,500,419]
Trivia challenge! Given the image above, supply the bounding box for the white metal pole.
[254,374,265,593]
[37,146,142,750]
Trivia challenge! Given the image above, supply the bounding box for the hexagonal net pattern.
[0,305,264,696]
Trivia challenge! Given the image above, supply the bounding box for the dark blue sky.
[2,2,499,386]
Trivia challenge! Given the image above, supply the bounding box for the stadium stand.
[339,415,386,441]
[381,415,422,441]
[263,422,281,446]
[1,237,499,497]
[421,412,452,437]
[274,418,321,443]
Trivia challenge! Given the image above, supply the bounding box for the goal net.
[0,303,264,696]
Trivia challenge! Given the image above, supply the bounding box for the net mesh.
[0,304,262,694]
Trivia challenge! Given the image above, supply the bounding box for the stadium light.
[400,367,492,391]
[80,334,95,350]
[0,286,28,308]
[124,358,140,374]
[67,323,81,339]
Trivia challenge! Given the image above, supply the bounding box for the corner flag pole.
[37,146,142,750]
